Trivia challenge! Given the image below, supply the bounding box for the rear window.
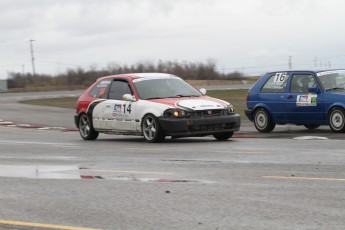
[88,80,111,98]
[261,73,289,93]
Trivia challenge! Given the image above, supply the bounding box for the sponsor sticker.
[112,103,131,117]
[112,104,123,116]
[97,80,111,88]
[177,99,223,110]
[296,94,317,107]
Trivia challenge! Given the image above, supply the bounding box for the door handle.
[287,95,294,99]
[106,104,111,108]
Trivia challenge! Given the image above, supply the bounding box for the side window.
[290,75,315,93]
[261,73,289,93]
[88,80,111,98]
[108,80,132,100]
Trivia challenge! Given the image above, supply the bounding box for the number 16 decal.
[274,72,288,83]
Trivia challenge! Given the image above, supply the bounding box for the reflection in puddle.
[0,165,206,183]
[0,165,101,179]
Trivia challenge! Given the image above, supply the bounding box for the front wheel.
[142,114,165,143]
[254,108,275,133]
[78,113,99,140]
[213,132,234,141]
[329,107,345,133]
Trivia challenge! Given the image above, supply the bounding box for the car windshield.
[133,77,202,100]
[317,70,345,91]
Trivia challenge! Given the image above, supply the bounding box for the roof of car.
[266,69,345,74]
[99,73,177,81]
[128,73,175,78]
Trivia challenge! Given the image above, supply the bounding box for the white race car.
[75,73,240,142]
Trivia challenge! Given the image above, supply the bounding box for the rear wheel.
[254,108,275,133]
[213,132,234,141]
[78,113,99,140]
[329,107,345,133]
[304,124,320,130]
[142,114,165,143]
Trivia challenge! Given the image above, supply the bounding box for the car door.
[101,79,137,131]
[258,72,290,122]
[285,72,324,123]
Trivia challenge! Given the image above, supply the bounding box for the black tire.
[213,132,234,141]
[78,113,99,140]
[329,107,345,133]
[253,108,275,133]
[142,114,165,143]
[304,124,320,130]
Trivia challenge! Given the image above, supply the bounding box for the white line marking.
[126,148,166,151]
[91,169,173,175]
[263,176,345,181]
[0,140,79,147]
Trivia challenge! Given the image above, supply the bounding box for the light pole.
[29,39,36,76]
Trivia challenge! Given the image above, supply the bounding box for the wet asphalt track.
[0,90,345,230]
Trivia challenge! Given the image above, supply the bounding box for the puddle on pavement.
[0,165,101,180]
[293,136,329,140]
[0,164,206,183]
[108,176,200,183]
[108,176,211,184]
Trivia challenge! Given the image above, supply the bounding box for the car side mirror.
[199,88,207,95]
[308,87,320,94]
[122,94,136,102]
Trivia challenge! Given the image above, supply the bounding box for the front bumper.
[158,114,241,137]
[74,115,79,128]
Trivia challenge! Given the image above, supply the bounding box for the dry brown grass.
[8,79,259,93]
[186,79,258,87]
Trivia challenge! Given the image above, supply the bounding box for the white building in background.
[0,80,8,92]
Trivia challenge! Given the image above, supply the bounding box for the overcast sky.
[1,0,344,79]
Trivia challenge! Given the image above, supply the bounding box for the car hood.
[148,96,228,110]
[331,91,345,95]
[324,91,345,100]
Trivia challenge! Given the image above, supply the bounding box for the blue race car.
[245,69,345,133]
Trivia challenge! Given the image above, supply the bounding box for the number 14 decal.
[123,104,132,114]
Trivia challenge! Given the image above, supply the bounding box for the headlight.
[163,109,189,118]
[227,105,235,113]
